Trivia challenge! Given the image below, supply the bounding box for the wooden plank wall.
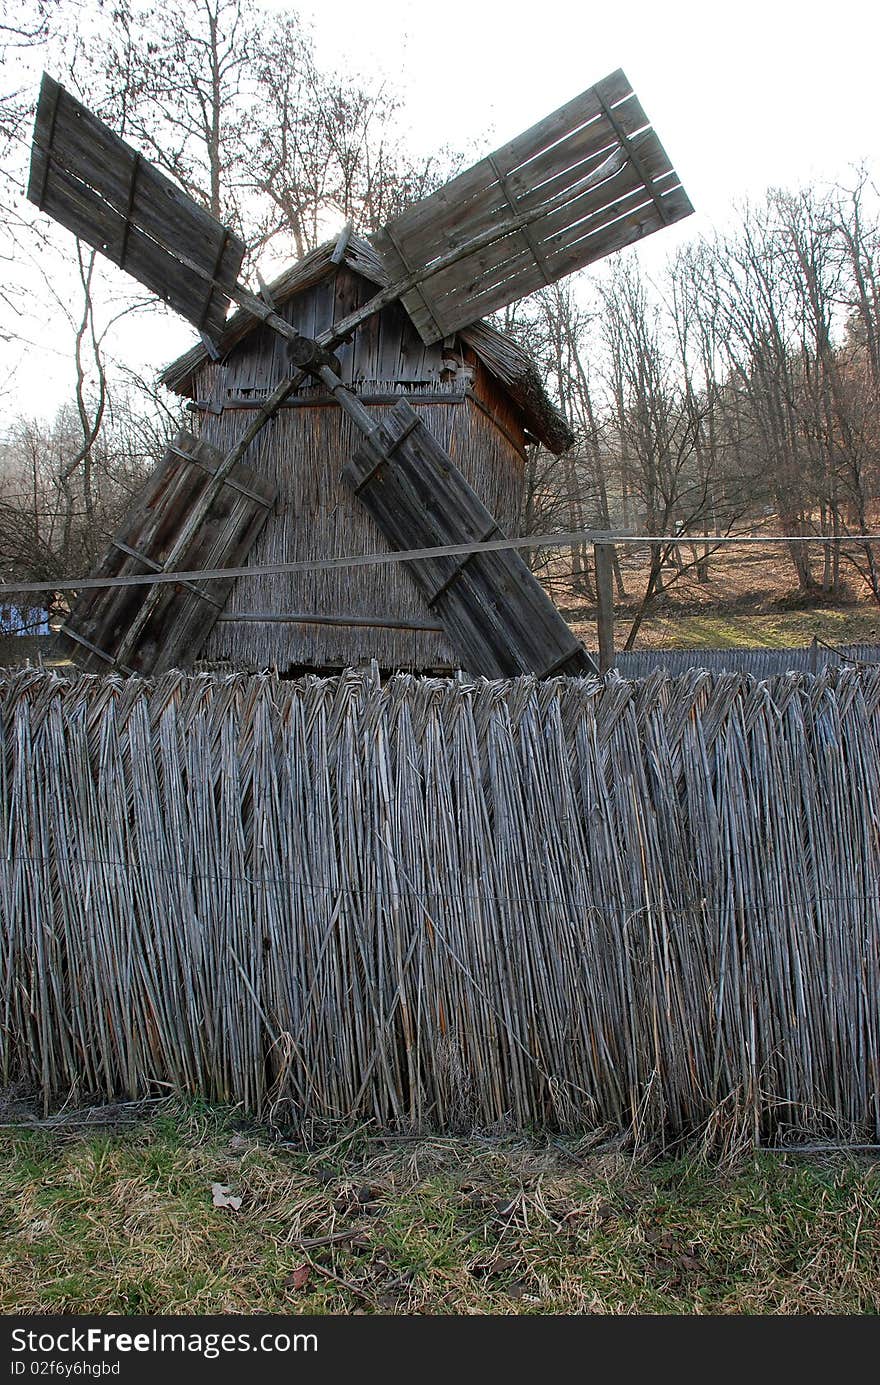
[200,269,451,409]
[194,389,527,672]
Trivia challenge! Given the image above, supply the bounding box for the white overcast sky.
[295,0,879,218]
[7,0,880,419]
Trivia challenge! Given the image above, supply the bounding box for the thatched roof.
[159,234,574,454]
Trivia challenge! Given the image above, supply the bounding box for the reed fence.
[615,643,880,680]
[1,665,878,1147]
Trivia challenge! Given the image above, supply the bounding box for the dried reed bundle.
[0,665,878,1146]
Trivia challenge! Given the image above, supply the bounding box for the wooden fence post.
[595,541,615,673]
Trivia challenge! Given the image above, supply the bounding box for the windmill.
[27,69,692,678]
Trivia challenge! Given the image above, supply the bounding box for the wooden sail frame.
[28,74,245,346]
[373,69,692,343]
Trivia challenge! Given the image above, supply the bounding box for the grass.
[628,607,880,651]
[552,543,880,652]
[1,1101,878,1315]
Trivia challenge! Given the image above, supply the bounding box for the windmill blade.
[372,69,692,345]
[28,73,245,347]
[344,400,596,680]
[58,430,276,675]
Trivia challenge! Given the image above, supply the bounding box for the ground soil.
[543,543,880,652]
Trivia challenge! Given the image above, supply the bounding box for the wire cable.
[2,531,880,598]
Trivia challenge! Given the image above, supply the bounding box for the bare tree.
[598,259,738,647]
[0,385,184,606]
[829,173,880,601]
[94,0,254,227]
[88,0,465,265]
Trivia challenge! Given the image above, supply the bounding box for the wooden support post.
[595,541,615,673]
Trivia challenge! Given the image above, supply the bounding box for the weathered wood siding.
[190,268,529,671]
[193,268,453,403]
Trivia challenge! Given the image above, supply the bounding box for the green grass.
[1,1102,878,1314]
[631,607,880,651]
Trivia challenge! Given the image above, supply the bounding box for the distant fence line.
[0,665,878,1147]
[614,643,880,680]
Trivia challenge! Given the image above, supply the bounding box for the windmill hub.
[286,334,343,379]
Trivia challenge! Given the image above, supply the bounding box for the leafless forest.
[1,0,878,640]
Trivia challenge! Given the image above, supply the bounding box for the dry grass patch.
[1,1102,878,1315]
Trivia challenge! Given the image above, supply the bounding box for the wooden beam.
[595,541,615,673]
[216,611,445,633]
[59,431,276,675]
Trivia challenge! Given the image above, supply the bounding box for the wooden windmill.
[27,69,692,678]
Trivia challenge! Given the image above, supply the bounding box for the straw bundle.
[0,665,878,1146]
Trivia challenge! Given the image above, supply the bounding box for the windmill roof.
[159,233,574,454]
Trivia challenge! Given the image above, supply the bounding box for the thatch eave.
[158,234,574,455]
